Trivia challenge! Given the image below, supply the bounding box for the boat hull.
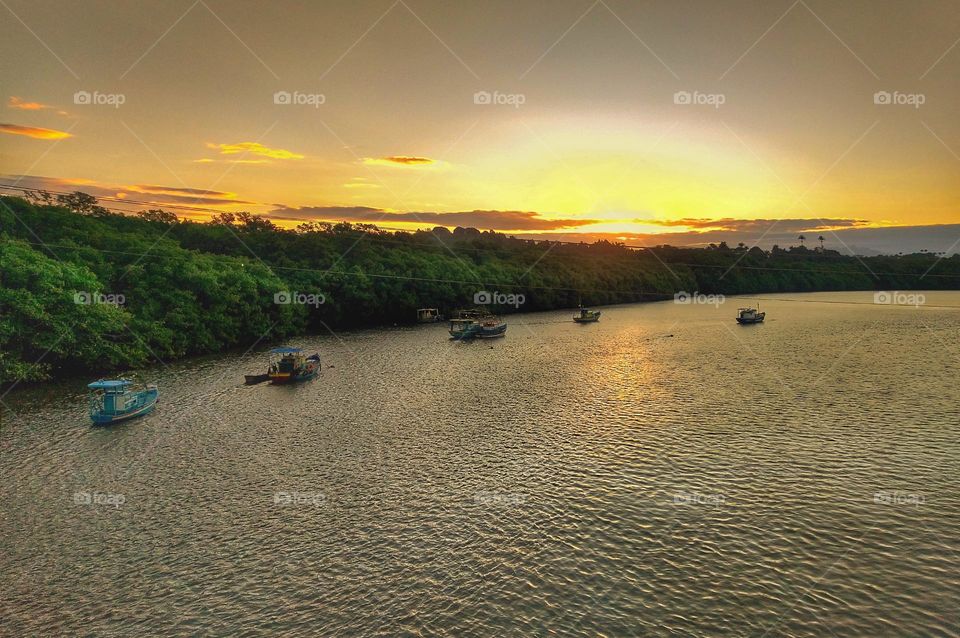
[477,324,507,338]
[736,316,765,324]
[90,388,159,425]
[269,358,321,384]
[573,315,600,323]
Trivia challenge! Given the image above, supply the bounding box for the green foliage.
[1,194,958,383]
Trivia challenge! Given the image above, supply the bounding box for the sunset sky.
[2,0,960,252]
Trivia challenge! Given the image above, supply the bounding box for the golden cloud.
[207,142,304,160]
[363,156,436,167]
[0,123,73,139]
[343,178,381,189]
[8,96,52,110]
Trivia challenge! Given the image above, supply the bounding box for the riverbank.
[4,290,956,399]
[4,194,960,383]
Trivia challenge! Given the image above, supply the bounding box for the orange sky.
[2,0,959,244]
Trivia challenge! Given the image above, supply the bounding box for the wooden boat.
[267,347,321,384]
[88,379,158,425]
[416,308,443,323]
[449,310,506,340]
[736,305,765,324]
[573,306,601,323]
[244,373,270,385]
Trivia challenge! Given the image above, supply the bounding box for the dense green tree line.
[2,193,958,383]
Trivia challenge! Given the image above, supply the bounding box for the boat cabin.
[416,308,442,323]
[267,346,321,383]
[270,347,306,373]
[88,379,134,413]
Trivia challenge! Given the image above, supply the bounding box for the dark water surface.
[3,292,959,636]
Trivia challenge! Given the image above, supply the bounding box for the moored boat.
[573,306,601,323]
[476,316,507,338]
[88,379,159,425]
[736,305,765,324]
[449,310,506,339]
[267,347,321,384]
[416,308,443,323]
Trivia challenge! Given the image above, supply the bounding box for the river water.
[2,291,959,637]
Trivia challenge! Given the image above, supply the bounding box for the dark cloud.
[517,225,960,256]
[636,218,871,232]
[0,175,255,208]
[270,206,597,231]
[133,184,236,197]
[363,156,436,166]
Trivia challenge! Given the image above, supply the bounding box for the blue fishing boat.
[88,379,159,425]
[476,316,507,338]
[448,311,507,340]
[267,347,321,384]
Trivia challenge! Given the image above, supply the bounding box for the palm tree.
[818,235,825,250]
[798,234,806,246]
